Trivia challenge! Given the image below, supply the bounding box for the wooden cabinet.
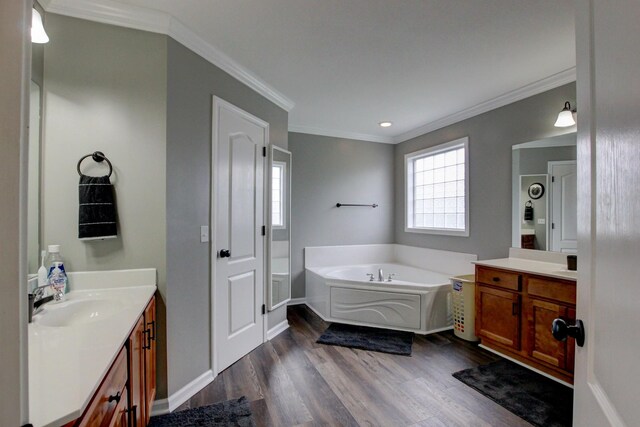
[475,266,576,383]
[67,295,156,427]
[143,298,157,426]
[77,347,128,427]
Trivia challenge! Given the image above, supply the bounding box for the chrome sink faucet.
[29,284,54,322]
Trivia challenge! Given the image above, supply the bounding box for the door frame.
[547,160,577,252]
[210,96,269,375]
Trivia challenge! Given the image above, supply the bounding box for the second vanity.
[29,269,157,427]
[473,249,577,385]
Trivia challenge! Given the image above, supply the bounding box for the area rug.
[316,323,414,356]
[452,359,573,427]
[149,396,255,427]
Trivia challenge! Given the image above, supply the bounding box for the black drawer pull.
[492,277,501,282]
[147,320,156,341]
[108,391,121,403]
[143,329,151,350]
[512,302,519,315]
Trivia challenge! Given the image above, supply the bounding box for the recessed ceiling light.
[379,121,392,128]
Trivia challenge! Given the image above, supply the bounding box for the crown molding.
[393,67,577,144]
[288,124,395,144]
[41,0,295,112]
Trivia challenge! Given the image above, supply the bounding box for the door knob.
[552,318,585,347]
[219,249,231,258]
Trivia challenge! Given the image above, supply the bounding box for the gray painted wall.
[289,133,395,298]
[394,82,577,260]
[0,0,29,423]
[42,14,169,396]
[166,38,289,395]
[519,145,576,175]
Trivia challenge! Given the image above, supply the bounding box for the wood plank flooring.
[175,305,531,426]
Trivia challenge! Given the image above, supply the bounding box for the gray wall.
[166,38,289,395]
[519,145,576,175]
[394,82,576,260]
[0,0,29,423]
[42,14,169,396]
[289,133,395,298]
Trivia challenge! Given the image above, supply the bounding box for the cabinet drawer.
[77,347,128,427]
[476,267,522,291]
[528,277,576,305]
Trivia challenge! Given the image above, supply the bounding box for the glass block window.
[272,162,285,228]
[405,137,469,236]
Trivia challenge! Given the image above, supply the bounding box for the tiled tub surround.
[305,244,477,334]
[29,269,157,427]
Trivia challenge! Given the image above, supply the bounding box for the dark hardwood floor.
[175,305,531,426]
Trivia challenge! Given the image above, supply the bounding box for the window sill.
[404,226,469,237]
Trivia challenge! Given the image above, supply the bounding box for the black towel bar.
[336,203,378,208]
[77,151,113,177]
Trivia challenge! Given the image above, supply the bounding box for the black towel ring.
[77,151,113,177]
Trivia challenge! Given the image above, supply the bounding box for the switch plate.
[200,226,209,243]
[537,218,546,225]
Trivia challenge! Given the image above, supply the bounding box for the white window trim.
[404,136,470,237]
[272,161,286,229]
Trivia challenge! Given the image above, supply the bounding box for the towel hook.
[77,151,113,177]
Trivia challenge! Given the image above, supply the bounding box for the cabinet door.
[476,285,521,350]
[144,297,157,425]
[528,298,574,371]
[128,315,146,426]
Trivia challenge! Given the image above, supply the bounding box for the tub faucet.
[378,268,384,282]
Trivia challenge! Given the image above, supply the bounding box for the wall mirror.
[28,80,42,274]
[268,145,292,310]
[511,132,577,253]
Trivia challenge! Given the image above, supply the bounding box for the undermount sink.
[34,298,124,327]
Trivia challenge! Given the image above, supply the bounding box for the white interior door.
[574,0,640,425]
[549,161,577,253]
[213,97,268,373]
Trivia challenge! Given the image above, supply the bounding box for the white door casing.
[211,97,268,373]
[574,0,640,426]
[548,161,577,253]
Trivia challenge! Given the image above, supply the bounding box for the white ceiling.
[45,0,576,143]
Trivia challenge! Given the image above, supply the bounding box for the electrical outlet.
[200,226,209,243]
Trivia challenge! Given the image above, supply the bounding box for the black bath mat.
[452,359,573,427]
[149,396,255,427]
[316,323,414,356]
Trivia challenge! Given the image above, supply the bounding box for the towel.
[78,174,117,240]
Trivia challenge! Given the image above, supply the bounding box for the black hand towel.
[78,174,117,239]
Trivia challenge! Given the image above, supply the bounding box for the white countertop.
[29,269,157,427]
[473,257,577,281]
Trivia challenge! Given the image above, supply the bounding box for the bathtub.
[306,263,454,334]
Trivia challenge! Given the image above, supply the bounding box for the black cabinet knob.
[552,318,585,347]
[108,391,121,403]
[219,249,231,258]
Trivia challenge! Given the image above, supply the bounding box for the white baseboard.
[288,297,306,305]
[151,369,215,416]
[267,319,289,340]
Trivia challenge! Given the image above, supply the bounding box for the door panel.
[528,299,567,369]
[549,161,577,253]
[214,98,267,373]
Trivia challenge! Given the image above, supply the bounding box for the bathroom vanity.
[29,269,157,427]
[474,254,576,384]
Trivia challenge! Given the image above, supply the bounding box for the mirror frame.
[267,145,292,311]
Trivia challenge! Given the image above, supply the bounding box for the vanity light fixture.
[31,9,49,44]
[554,101,576,127]
[379,121,393,128]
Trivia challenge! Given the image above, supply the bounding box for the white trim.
[288,124,395,144]
[288,297,307,306]
[478,344,574,389]
[512,132,577,150]
[267,319,290,340]
[41,0,295,112]
[394,68,577,143]
[404,137,470,237]
[150,370,215,416]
